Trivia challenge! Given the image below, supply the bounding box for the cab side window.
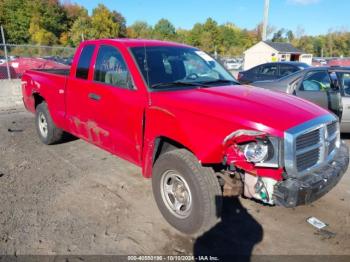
[94,45,133,89]
[76,45,95,79]
[300,71,331,91]
[280,65,299,77]
[257,64,278,76]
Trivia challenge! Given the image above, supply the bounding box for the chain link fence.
[0,44,76,80]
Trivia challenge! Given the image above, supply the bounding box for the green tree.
[272,28,287,42]
[29,18,57,45]
[63,2,88,29]
[200,18,219,53]
[0,0,31,43]
[112,10,127,37]
[127,21,153,39]
[175,28,190,43]
[153,18,176,40]
[28,0,67,40]
[296,36,315,54]
[70,15,92,45]
[286,30,294,42]
[90,4,120,39]
[186,23,204,47]
[218,23,241,55]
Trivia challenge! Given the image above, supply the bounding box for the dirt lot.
[0,107,349,257]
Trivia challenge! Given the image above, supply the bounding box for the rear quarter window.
[76,45,95,80]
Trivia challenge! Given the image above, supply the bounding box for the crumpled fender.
[222,130,284,181]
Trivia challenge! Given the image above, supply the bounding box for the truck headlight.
[243,141,269,163]
[241,137,281,168]
[223,130,282,168]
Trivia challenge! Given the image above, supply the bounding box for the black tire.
[35,102,64,145]
[152,149,222,235]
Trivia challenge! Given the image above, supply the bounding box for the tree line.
[1,0,349,57]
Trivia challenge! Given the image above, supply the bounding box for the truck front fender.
[141,106,194,178]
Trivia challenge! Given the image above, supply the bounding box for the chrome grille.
[296,148,320,172]
[295,127,322,172]
[296,128,320,151]
[329,138,336,154]
[284,115,340,177]
[327,121,338,156]
[327,122,337,136]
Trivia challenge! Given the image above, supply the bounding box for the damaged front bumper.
[273,141,349,207]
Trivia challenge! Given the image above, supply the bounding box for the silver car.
[251,67,350,132]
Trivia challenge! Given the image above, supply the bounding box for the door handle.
[88,93,101,101]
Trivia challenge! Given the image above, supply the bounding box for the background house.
[243,41,312,70]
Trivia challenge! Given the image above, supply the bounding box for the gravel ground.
[0,107,349,257]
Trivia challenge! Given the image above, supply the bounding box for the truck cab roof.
[81,38,193,48]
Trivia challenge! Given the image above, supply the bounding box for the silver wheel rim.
[160,170,192,219]
[38,112,48,138]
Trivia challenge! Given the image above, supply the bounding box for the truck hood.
[150,84,330,137]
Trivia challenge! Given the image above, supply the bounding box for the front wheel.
[152,149,222,235]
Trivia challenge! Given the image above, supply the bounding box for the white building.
[243,41,312,70]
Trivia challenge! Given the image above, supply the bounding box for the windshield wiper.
[151,81,208,89]
[199,79,239,85]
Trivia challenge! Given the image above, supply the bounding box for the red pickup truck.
[22,39,349,235]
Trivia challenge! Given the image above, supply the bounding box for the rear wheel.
[152,149,222,235]
[35,102,64,145]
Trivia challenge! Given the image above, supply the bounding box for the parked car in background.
[224,58,242,70]
[0,56,5,65]
[251,67,350,132]
[7,57,69,78]
[328,58,350,67]
[43,55,74,66]
[0,64,17,79]
[237,61,310,84]
[312,58,327,67]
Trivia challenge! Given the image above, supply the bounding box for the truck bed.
[32,68,70,76]
[22,69,70,121]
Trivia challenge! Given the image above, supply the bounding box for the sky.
[73,0,350,36]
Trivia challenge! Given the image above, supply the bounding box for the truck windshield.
[130,46,238,89]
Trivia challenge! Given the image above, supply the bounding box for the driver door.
[295,70,342,118]
[337,71,350,131]
[87,44,147,164]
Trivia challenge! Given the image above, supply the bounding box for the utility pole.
[262,0,270,41]
[1,25,11,80]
